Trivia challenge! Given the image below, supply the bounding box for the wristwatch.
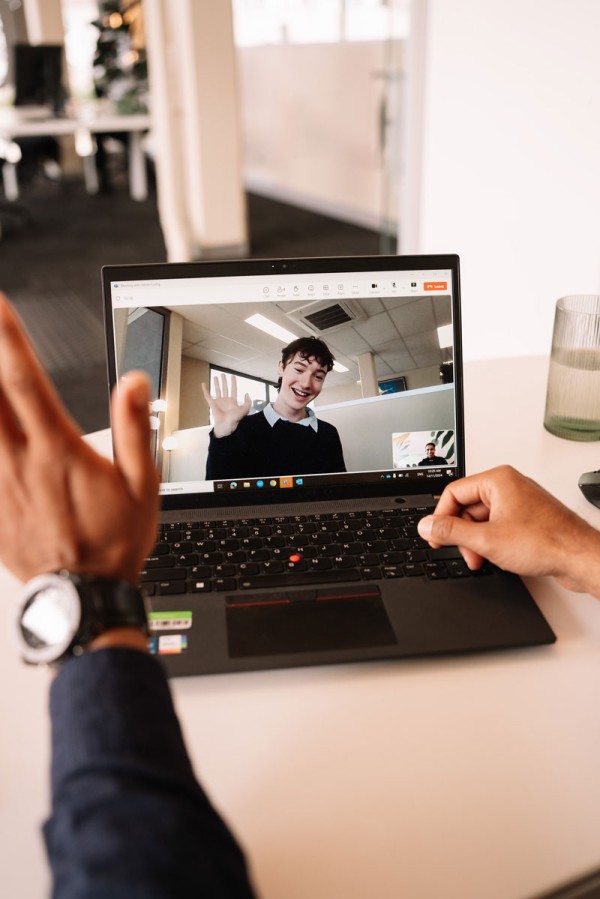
[16,570,150,666]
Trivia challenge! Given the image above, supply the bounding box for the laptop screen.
[102,255,463,509]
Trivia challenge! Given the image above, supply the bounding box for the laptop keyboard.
[140,506,490,595]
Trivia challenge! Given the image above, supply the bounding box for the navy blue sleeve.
[44,649,256,898]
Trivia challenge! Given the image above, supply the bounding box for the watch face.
[18,574,82,665]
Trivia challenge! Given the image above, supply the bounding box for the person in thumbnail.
[419,442,448,466]
[202,337,346,480]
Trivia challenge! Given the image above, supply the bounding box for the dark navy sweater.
[45,649,255,898]
[206,411,346,480]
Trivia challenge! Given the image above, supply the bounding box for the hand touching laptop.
[418,465,600,599]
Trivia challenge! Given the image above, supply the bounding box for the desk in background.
[0,104,152,201]
[2,356,600,899]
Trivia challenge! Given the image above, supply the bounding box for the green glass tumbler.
[544,295,600,440]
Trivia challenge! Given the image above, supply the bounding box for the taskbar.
[212,466,456,494]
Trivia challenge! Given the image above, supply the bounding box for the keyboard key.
[150,543,170,556]
[427,547,463,561]
[144,555,175,568]
[404,550,426,563]
[215,578,237,591]
[333,556,356,568]
[403,563,424,576]
[140,566,187,582]
[361,566,382,579]
[238,562,260,575]
[189,579,212,593]
[157,581,187,595]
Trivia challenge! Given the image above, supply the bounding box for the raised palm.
[202,374,251,438]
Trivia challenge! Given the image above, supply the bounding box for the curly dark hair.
[276,337,335,389]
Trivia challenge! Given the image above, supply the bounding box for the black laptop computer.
[102,253,555,677]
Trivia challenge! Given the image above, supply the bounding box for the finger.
[220,373,232,399]
[417,513,487,568]
[214,376,222,399]
[230,374,238,400]
[433,475,491,517]
[111,372,158,501]
[243,393,252,413]
[201,382,212,405]
[0,293,78,440]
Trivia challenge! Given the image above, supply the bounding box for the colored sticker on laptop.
[148,611,193,631]
[158,634,189,655]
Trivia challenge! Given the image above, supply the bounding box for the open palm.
[202,374,251,438]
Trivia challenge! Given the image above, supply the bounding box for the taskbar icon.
[213,475,305,493]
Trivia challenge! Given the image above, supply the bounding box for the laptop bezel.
[102,253,464,510]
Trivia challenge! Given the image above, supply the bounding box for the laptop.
[102,253,555,677]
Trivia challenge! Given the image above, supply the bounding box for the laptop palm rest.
[226,586,397,658]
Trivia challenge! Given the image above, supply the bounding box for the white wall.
[239,41,403,230]
[412,0,600,361]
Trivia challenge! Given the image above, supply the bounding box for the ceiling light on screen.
[245,313,298,344]
[246,314,350,372]
[437,324,453,348]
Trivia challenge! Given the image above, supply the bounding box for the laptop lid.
[102,254,463,508]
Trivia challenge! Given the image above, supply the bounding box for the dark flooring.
[0,173,391,432]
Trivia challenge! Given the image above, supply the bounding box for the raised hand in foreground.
[0,291,159,586]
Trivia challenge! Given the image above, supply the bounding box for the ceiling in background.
[167,294,452,387]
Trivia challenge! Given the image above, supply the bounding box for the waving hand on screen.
[202,373,252,439]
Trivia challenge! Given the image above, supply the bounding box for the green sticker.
[149,611,192,631]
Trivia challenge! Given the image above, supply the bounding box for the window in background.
[0,16,7,87]
[62,0,98,98]
[232,0,410,47]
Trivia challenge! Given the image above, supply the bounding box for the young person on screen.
[202,336,346,480]
[418,442,448,466]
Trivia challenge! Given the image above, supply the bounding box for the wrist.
[87,627,148,653]
[557,522,600,599]
[17,571,150,667]
[212,423,237,439]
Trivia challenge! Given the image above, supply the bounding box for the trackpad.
[226,585,397,658]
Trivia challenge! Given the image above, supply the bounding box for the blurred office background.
[0,0,598,433]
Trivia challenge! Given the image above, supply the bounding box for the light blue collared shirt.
[263,403,319,432]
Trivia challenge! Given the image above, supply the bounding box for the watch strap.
[71,572,149,647]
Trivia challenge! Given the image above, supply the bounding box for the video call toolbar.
[110,271,452,308]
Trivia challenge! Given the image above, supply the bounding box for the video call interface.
[110,268,457,496]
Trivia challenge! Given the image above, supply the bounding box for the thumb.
[418,514,486,569]
[111,372,158,500]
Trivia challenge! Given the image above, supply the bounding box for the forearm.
[45,650,255,898]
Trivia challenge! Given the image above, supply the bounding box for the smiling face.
[425,443,436,458]
[273,352,328,422]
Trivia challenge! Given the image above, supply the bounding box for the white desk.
[0,105,152,201]
[3,355,600,899]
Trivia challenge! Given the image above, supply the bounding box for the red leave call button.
[424,281,448,291]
